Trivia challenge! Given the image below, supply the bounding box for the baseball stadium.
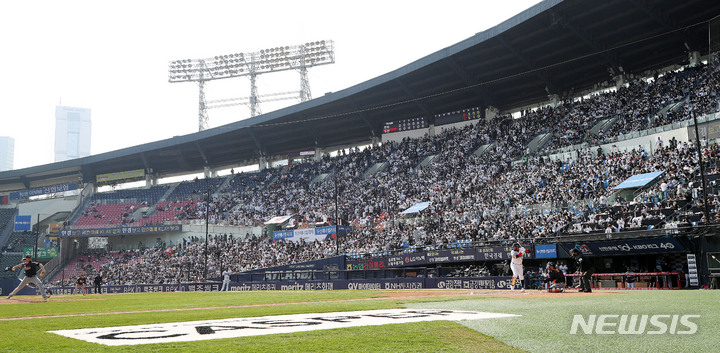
[2,1,720,352]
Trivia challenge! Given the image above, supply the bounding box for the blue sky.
[0,0,541,170]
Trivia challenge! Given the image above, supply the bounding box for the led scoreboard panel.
[382,116,427,133]
[435,107,483,126]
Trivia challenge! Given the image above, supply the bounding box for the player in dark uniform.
[571,248,594,293]
[5,255,51,301]
[93,274,103,294]
[543,262,566,293]
[74,275,88,296]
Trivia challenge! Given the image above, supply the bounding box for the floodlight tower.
[197,60,209,131]
[168,40,335,130]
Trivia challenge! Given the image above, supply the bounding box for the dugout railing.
[565,271,684,290]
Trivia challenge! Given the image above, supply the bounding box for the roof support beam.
[80,165,94,185]
[628,0,693,49]
[549,9,621,74]
[344,98,377,137]
[628,0,677,32]
[442,57,496,107]
[497,36,558,94]
[19,175,30,189]
[301,119,321,147]
[394,79,433,118]
[175,150,190,171]
[139,152,150,171]
[246,129,266,157]
[194,141,210,165]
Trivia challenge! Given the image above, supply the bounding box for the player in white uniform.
[509,242,527,292]
[220,269,231,291]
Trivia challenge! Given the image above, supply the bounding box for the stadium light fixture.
[168,40,335,129]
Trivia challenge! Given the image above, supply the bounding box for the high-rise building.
[54,106,91,162]
[0,136,14,171]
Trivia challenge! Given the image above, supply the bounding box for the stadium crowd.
[48,60,720,284]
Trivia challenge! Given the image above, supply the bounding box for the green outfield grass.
[409,290,719,353]
[0,290,716,352]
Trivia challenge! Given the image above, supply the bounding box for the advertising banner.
[384,253,426,267]
[427,248,477,263]
[427,276,513,290]
[273,226,349,242]
[14,215,31,231]
[561,237,687,256]
[23,247,59,258]
[96,169,145,183]
[347,245,522,270]
[475,246,515,260]
[243,256,344,273]
[59,224,182,237]
[49,222,64,234]
[688,119,720,141]
[534,244,557,259]
[9,183,79,200]
[15,276,518,296]
[346,258,388,271]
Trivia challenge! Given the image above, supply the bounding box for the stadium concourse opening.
[3,0,720,296]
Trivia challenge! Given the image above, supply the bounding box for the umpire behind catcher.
[570,248,594,293]
[5,255,51,301]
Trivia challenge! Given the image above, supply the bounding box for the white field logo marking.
[570,314,700,335]
[50,309,519,346]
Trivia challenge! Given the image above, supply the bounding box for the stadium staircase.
[660,100,685,118]
[157,183,179,203]
[311,173,331,185]
[527,131,554,154]
[363,162,388,179]
[418,155,439,169]
[590,117,617,137]
[136,183,181,222]
[473,143,495,156]
[215,176,234,195]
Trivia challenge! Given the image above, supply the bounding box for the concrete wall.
[381,128,430,144]
[547,125,689,162]
[18,197,79,222]
[103,224,264,251]
[436,120,478,134]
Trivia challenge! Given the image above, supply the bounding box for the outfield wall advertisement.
[15,276,514,295]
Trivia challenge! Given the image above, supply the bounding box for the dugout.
[550,236,694,289]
